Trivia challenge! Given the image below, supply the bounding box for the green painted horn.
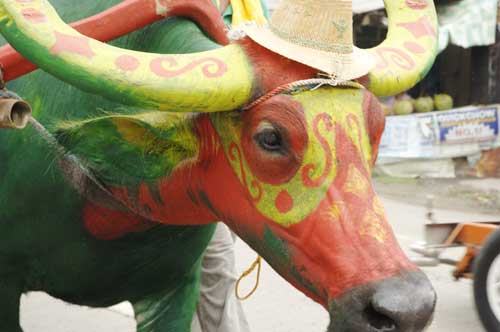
[0,0,255,112]
[365,0,438,97]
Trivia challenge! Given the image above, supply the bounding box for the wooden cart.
[411,218,500,331]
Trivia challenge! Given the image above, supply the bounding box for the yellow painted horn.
[0,0,255,112]
[365,0,438,97]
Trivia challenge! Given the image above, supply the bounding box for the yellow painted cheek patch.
[359,210,387,243]
[214,88,377,227]
[342,164,369,199]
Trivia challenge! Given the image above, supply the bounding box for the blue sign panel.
[436,107,499,144]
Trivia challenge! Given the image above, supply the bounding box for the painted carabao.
[0,0,438,331]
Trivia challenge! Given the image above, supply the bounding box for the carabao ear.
[55,113,198,186]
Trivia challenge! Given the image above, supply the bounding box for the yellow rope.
[235,255,262,301]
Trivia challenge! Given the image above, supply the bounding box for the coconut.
[415,96,434,113]
[434,94,453,111]
[393,100,414,115]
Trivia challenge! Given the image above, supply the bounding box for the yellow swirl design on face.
[372,196,386,217]
[360,210,387,243]
[343,164,369,199]
[328,203,343,222]
[213,87,374,227]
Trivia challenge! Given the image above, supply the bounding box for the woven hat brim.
[243,24,376,81]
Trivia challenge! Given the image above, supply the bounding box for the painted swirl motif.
[21,8,47,22]
[397,16,437,39]
[50,32,96,59]
[404,42,426,54]
[347,114,362,148]
[150,57,228,78]
[347,114,370,169]
[302,113,334,188]
[228,142,263,202]
[406,0,428,10]
[375,47,416,70]
[249,180,263,202]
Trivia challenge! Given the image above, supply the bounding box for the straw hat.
[242,0,375,80]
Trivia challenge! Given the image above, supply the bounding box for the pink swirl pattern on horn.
[364,0,437,97]
[404,42,426,54]
[50,31,96,59]
[150,57,228,78]
[405,0,428,10]
[375,47,415,70]
[397,16,436,39]
[21,8,47,23]
[115,55,140,72]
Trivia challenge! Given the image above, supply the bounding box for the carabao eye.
[254,127,284,153]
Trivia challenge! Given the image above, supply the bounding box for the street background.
[4,0,499,329]
[20,177,500,332]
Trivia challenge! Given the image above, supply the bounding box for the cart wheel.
[474,228,500,331]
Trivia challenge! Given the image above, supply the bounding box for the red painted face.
[240,95,308,186]
[203,87,417,306]
[85,86,434,330]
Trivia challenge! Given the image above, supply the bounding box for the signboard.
[379,117,411,154]
[436,107,499,144]
[378,105,500,160]
[379,114,438,158]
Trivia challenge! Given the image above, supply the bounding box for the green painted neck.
[56,111,200,188]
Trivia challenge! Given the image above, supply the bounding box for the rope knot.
[235,255,262,301]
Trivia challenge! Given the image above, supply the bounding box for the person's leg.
[194,223,250,332]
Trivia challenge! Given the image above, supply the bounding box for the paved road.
[20,178,500,332]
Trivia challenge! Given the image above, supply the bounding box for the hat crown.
[269,0,353,54]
